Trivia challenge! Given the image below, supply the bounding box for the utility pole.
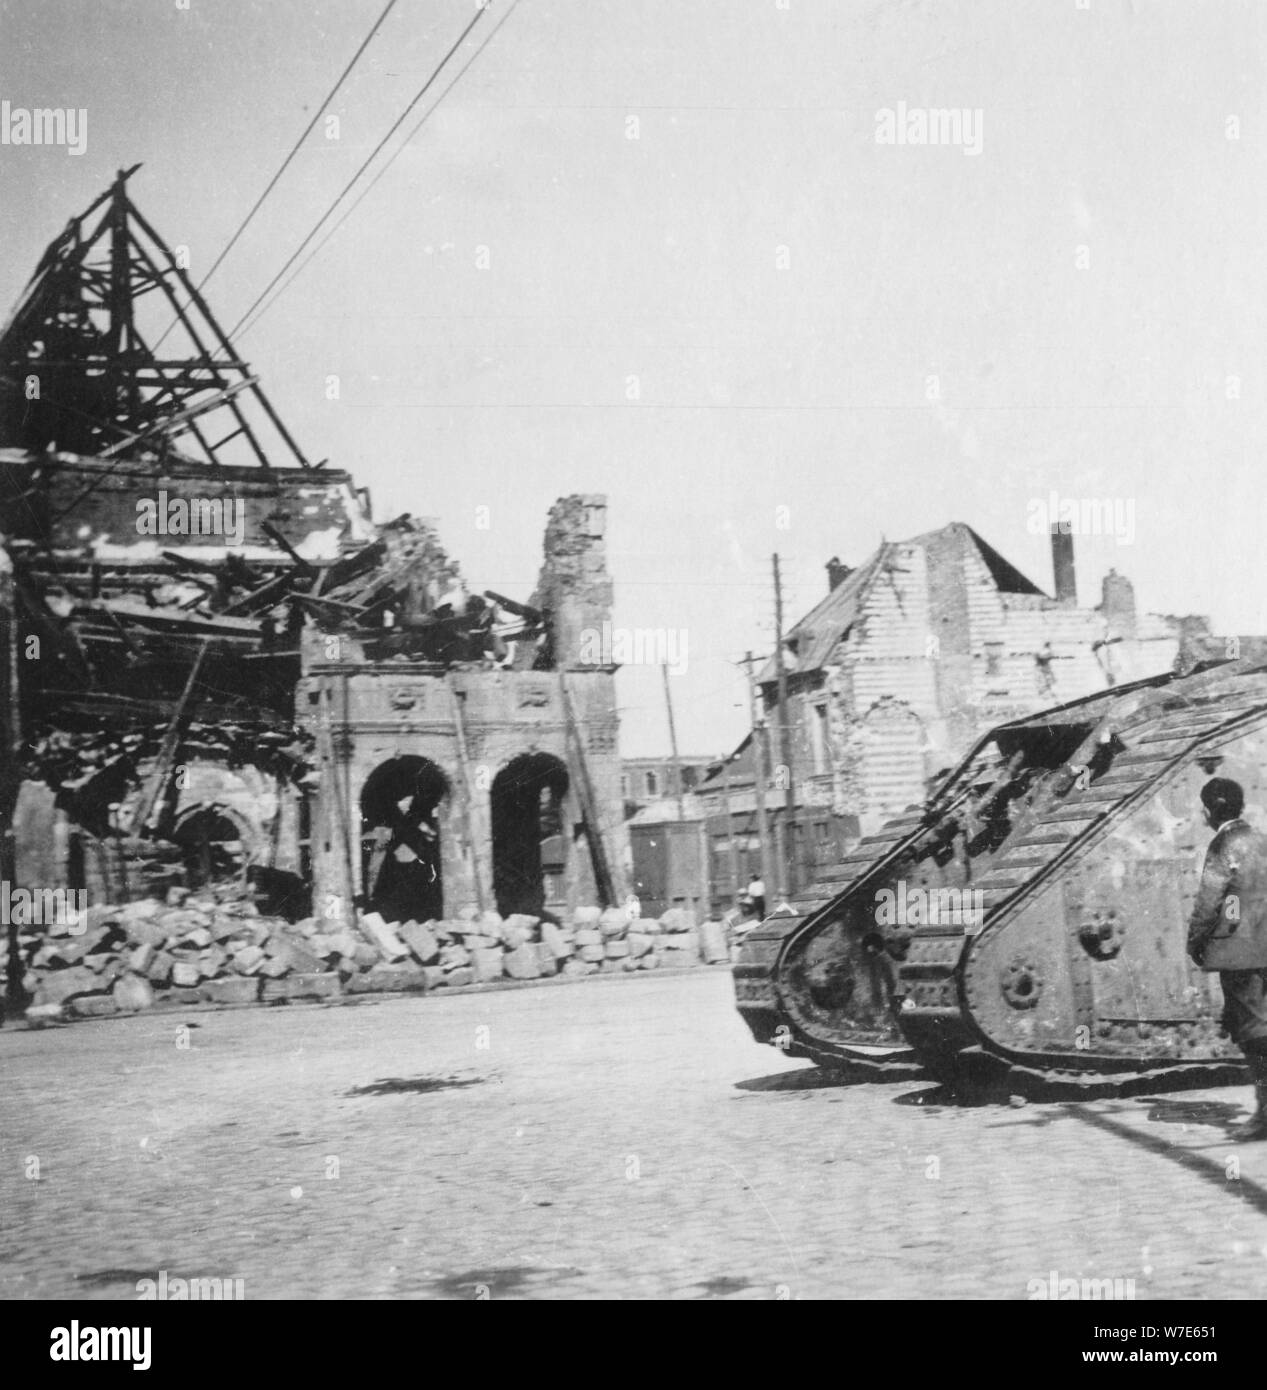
[742,651,775,896]
[718,751,740,909]
[772,554,797,895]
[661,662,686,822]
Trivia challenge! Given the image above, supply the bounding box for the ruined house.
[0,173,626,1008]
[691,521,1216,897]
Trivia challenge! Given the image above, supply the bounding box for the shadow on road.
[345,1074,492,1098]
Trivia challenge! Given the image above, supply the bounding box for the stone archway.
[359,756,450,924]
[490,752,569,918]
[171,804,251,888]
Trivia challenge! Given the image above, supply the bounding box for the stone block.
[266,971,340,1000]
[626,932,653,957]
[358,912,410,962]
[578,943,605,963]
[347,964,428,994]
[633,917,663,936]
[112,974,155,1011]
[232,944,265,974]
[197,947,228,979]
[573,929,602,948]
[146,950,174,985]
[35,965,100,1005]
[562,958,596,977]
[445,967,474,988]
[398,921,440,965]
[199,976,261,1005]
[699,921,729,963]
[470,947,505,983]
[621,956,639,971]
[440,943,471,970]
[659,907,696,933]
[209,915,242,943]
[128,943,156,974]
[171,962,201,988]
[478,910,504,931]
[599,907,629,938]
[168,987,202,1005]
[24,1002,65,1024]
[639,952,660,970]
[422,966,447,990]
[604,939,630,958]
[180,927,213,949]
[540,922,573,959]
[265,938,324,975]
[503,945,541,980]
[119,899,161,924]
[571,906,602,927]
[533,942,558,976]
[352,943,379,970]
[68,993,119,1018]
[503,913,540,933]
[460,933,499,951]
[501,924,532,950]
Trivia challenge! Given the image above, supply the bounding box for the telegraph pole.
[743,651,775,895]
[661,662,686,821]
[718,751,740,908]
[772,554,797,894]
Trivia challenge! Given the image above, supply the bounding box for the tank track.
[735,664,1267,1097]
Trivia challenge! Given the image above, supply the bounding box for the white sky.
[2,0,1266,754]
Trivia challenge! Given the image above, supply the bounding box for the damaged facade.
[689,522,1221,899]
[0,173,628,1012]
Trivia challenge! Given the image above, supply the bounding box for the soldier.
[1188,777,1267,1140]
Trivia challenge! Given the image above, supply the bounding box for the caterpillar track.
[735,659,1267,1095]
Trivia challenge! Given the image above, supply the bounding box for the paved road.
[4,969,1267,1300]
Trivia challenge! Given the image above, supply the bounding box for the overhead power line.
[230,0,503,342]
[154,0,401,351]
[237,0,522,339]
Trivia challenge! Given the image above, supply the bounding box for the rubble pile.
[19,886,733,1022]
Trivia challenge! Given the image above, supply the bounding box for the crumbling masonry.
[0,173,629,1015]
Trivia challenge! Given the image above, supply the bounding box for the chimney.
[1050,523,1077,607]
[826,556,852,593]
[1100,568,1136,640]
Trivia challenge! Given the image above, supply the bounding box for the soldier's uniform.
[1188,813,1267,1137]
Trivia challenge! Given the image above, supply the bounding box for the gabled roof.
[758,523,1047,685]
[757,546,888,684]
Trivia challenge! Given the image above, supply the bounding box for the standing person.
[1188,778,1267,1140]
[746,874,767,921]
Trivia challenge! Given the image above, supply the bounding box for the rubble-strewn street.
[4,968,1267,1301]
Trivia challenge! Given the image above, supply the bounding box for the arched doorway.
[171,806,249,888]
[491,752,569,918]
[360,756,449,924]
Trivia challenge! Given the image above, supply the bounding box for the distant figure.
[746,875,767,921]
[1188,777,1267,1140]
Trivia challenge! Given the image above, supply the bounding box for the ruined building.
[692,521,1216,896]
[0,173,626,1006]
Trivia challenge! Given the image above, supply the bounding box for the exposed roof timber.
[0,167,310,471]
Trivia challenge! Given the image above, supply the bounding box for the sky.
[2,0,1266,756]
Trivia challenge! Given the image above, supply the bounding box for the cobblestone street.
[5,969,1267,1300]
